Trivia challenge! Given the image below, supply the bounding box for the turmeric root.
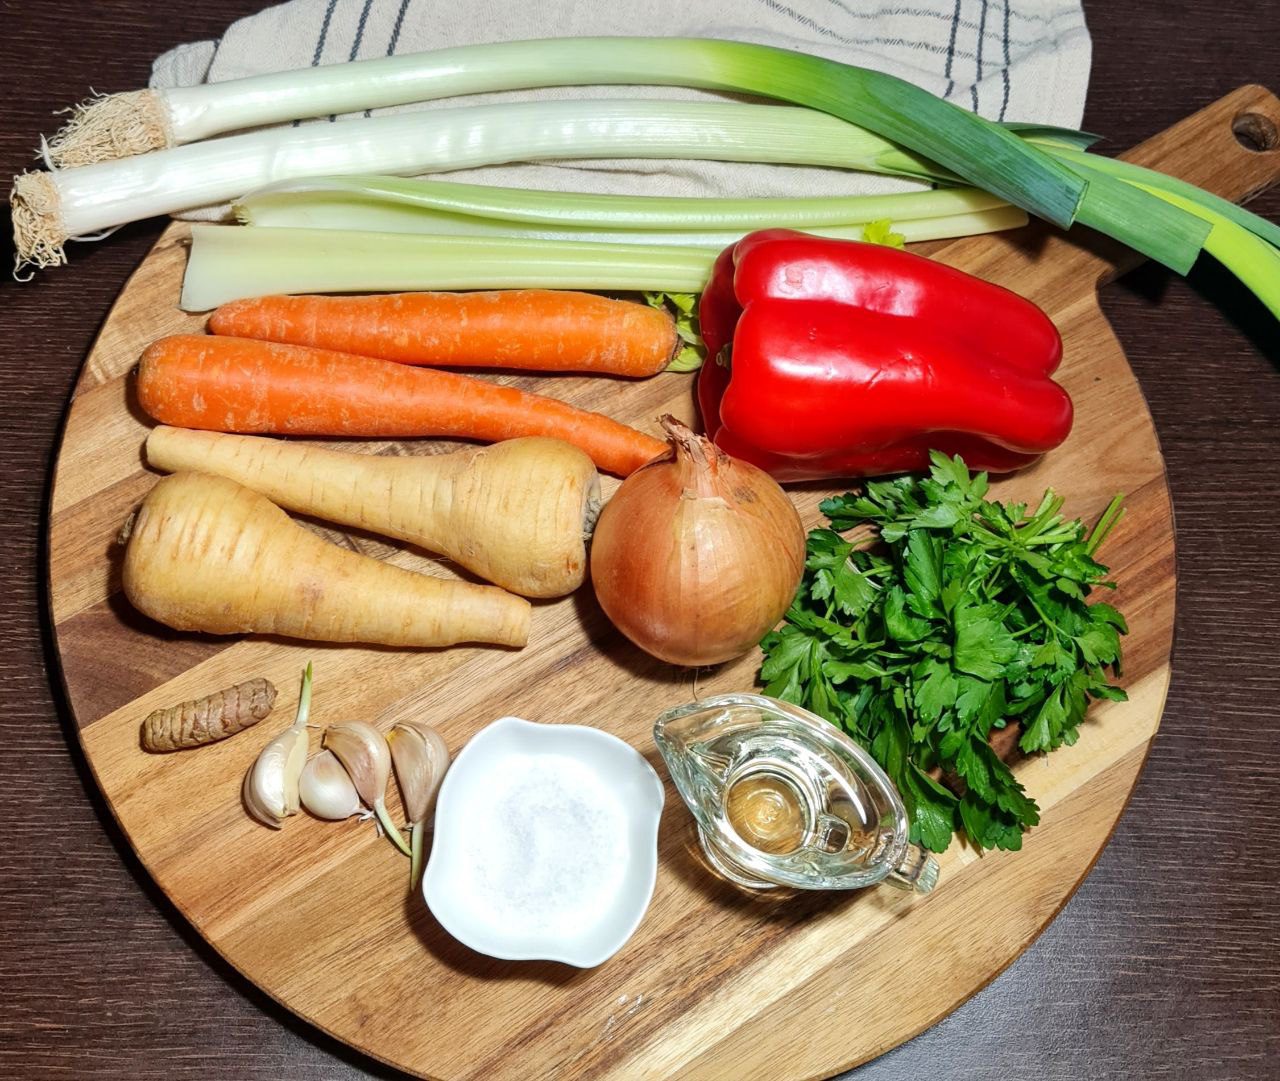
[141,677,277,752]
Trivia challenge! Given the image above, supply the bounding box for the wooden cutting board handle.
[931,84,1280,297]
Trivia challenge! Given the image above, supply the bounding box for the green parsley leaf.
[885,586,932,642]
[904,530,944,609]
[953,602,1019,680]
[901,763,957,852]
[913,659,958,722]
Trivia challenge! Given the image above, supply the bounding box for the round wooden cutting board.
[46,87,1279,1080]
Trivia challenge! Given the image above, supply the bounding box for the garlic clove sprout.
[323,720,411,856]
[299,749,362,821]
[387,721,452,888]
[243,663,313,829]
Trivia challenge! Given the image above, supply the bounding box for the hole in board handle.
[1232,112,1279,152]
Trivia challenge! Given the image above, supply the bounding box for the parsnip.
[122,472,530,648]
[146,427,600,598]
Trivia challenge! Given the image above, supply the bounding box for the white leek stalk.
[13,99,934,271]
[181,225,716,311]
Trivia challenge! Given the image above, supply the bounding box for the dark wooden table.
[2,3,1277,1078]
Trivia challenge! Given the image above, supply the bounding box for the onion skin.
[590,417,805,666]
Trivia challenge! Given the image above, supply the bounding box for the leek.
[180,225,716,311]
[12,98,941,270]
[1073,172,1280,320]
[1039,143,1280,251]
[1186,205,1280,320]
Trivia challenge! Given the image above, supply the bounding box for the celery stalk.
[235,201,1025,246]
[237,175,1008,230]
[234,182,1027,247]
[180,225,716,311]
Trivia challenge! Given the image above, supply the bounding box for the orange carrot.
[136,335,666,477]
[207,291,679,377]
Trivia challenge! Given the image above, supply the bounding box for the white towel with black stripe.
[151,0,1091,199]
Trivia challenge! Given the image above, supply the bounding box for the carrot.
[122,472,531,648]
[146,426,601,599]
[207,291,679,377]
[136,335,666,477]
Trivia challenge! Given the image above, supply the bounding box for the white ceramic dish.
[423,716,664,968]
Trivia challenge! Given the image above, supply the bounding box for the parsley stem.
[1023,590,1066,641]
[1086,494,1126,556]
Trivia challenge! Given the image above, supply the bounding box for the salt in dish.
[423,716,664,968]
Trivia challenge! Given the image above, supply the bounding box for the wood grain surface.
[2,3,1279,1079]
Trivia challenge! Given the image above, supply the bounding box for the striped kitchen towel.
[151,0,1091,200]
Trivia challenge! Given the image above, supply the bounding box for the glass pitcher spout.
[654,693,942,895]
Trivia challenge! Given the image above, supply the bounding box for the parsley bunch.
[759,453,1128,853]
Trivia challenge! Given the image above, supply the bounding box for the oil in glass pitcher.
[654,693,938,893]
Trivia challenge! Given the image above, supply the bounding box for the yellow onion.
[590,416,805,666]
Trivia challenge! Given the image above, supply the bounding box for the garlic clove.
[323,721,411,857]
[388,721,452,889]
[322,721,390,807]
[243,664,314,829]
[242,731,307,825]
[299,749,362,821]
[388,721,451,827]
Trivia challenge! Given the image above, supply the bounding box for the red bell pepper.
[697,230,1073,482]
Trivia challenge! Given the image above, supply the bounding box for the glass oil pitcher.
[654,693,938,894]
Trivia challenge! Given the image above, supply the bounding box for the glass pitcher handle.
[883,844,940,893]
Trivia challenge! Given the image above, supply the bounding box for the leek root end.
[43,89,171,169]
[10,171,68,276]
